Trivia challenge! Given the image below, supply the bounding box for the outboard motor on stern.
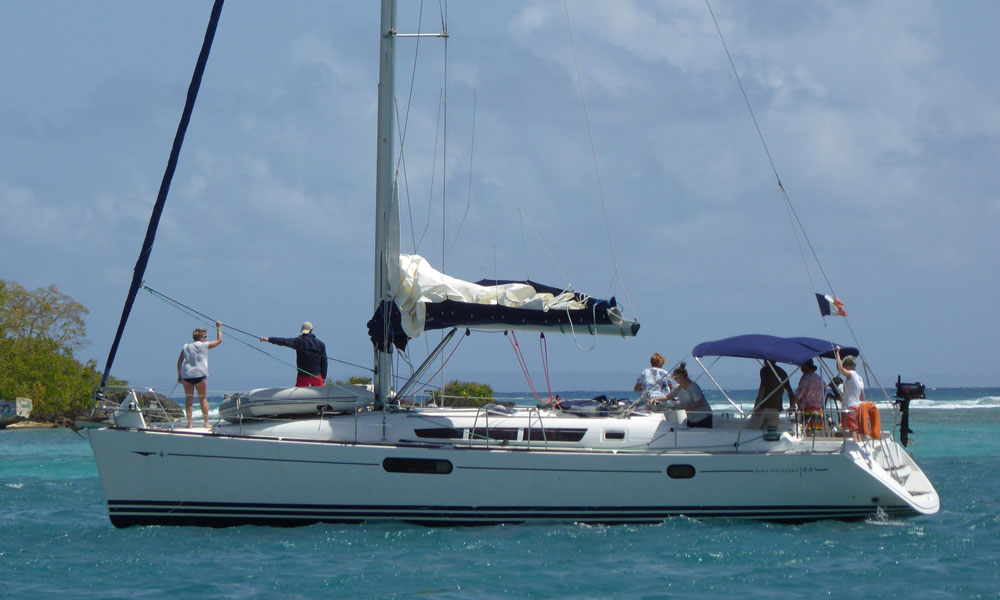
[894,375,926,447]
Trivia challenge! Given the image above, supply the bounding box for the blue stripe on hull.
[106,500,917,528]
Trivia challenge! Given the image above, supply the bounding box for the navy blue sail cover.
[367,279,638,352]
[691,334,858,366]
[100,0,226,386]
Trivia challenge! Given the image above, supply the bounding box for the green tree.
[335,375,372,385]
[0,338,103,420]
[431,380,494,408]
[0,281,87,350]
[0,279,121,423]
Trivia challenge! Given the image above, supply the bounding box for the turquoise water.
[2,389,998,599]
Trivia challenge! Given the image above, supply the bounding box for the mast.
[373,0,397,406]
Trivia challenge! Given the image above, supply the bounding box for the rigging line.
[781,183,839,297]
[471,94,531,278]
[449,88,477,254]
[490,245,519,285]
[519,207,527,279]
[442,95,501,273]
[394,96,417,255]
[705,1,865,363]
[474,93,577,284]
[507,331,542,400]
[396,1,425,259]
[562,1,637,320]
[392,346,414,391]
[539,333,554,400]
[706,1,838,298]
[141,286,308,377]
[396,0,424,175]
[779,181,825,335]
[141,284,373,373]
[145,288,349,379]
[415,89,444,254]
[525,220,572,286]
[438,0,447,36]
[604,271,619,308]
[443,138,515,280]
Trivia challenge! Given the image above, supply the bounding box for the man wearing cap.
[260,322,328,387]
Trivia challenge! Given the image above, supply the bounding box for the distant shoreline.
[3,420,57,429]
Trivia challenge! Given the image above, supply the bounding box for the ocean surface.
[2,388,998,599]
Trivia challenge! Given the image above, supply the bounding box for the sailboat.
[83,1,938,527]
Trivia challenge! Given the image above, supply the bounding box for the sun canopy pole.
[100,0,226,386]
[693,357,744,415]
[394,328,458,401]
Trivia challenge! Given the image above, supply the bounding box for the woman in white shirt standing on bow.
[177,321,222,428]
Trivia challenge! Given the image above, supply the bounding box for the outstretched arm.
[835,346,852,379]
[208,321,223,349]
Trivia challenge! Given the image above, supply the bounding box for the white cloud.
[508,5,551,42]
[290,32,368,87]
[2,1,998,387]
[0,183,56,240]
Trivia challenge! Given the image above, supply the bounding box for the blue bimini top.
[691,334,859,366]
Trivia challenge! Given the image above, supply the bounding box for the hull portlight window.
[414,428,464,439]
[470,428,519,441]
[525,428,587,442]
[666,464,696,479]
[383,457,454,474]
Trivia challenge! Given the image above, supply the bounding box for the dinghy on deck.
[218,385,373,422]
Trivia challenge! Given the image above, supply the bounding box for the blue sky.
[2,1,997,394]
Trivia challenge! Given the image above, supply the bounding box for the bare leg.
[182,380,196,428]
[196,379,211,428]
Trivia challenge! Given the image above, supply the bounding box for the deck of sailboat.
[134,404,891,456]
[87,403,939,527]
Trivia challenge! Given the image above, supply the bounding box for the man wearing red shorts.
[260,321,328,387]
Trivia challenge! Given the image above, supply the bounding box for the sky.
[2,1,998,395]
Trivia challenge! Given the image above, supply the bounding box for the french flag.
[816,293,847,317]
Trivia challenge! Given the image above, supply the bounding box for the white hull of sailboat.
[86,418,938,527]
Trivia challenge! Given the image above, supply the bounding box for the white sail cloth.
[392,254,586,338]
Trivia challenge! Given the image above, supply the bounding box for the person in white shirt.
[835,346,864,440]
[634,352,672,401]
[176,321,223,428]
[652,362,713,428]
